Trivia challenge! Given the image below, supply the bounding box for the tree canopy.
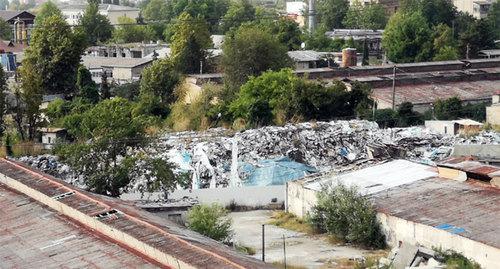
[343,1,387,29]
[170,12,213,74]
[222,24,290,91]
[220,0,255,33]
[79,0,113,45]
[0,18,11,40]
[112,16,156,43]
[35,1,63,25]
[317,0,349,30]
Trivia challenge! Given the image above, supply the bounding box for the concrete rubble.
[19,120,500,192]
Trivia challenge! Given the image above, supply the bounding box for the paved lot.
[230,210,377,268]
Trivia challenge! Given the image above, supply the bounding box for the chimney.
[308,0,316,33]
[342,48,357,67]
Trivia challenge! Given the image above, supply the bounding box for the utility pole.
[262,224,265,262]
[282,235,287,269]
[200,60,203,75]
[466,43,470,60]
[391,65,396,110]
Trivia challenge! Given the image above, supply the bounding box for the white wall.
[378,213,500,269]
[286,181,318,218]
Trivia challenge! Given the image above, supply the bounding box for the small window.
[48,137,52,144]
[444,126,448,134]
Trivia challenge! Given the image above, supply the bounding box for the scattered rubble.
[18,120,500,192]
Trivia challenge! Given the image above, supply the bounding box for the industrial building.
[0,158,271,269]
[286,159,500,269]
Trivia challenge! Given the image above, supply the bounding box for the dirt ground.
[230,210,387,269]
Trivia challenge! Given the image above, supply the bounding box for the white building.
[453,0,495,19]
[81,56,153,84]
[60,4,140,26]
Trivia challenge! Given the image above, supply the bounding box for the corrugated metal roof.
[303,160,438,194]
[0,159,271,269]
[0,184,159,268]
[438,157,500,180]
[81,56,153,69]
[372,177,500,249]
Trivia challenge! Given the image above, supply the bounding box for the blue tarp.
[242,157,317,186]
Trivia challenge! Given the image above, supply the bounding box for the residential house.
[81,56,153,84]
[38,127,67,150]
[453,0,493,19]
[425,119,484,135]
[60,4,140,26]
[0,10,35,43]
[487,91,500,125]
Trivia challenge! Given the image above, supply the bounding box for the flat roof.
[372,177,500,249]
[0,184,157,268]
[372,79,500,105]
[81,56,153,69]
[0,159,271,268]
[303,160,438,195]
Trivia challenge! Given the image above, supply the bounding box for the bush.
[434,249,481,269]
[310,184,386,249]
[187,203,233,243]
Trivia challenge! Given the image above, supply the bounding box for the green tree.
[79,0,113,45]
[0,67,6,139]
[0,18,11,40]
[400,0,456,26]
[434,97,462,120]
[458,19,495,59]
[432,24,458,61]
[19,68,43,140]
[488,1,500,39]
[344,1,387,29]
[396,102,423,127]
[142,0,169,21]
[35,1,63,25]
[222,24,290,91]
[76,66,99,103]
[317,0,349,29]
[138,58,180,116]
[382,12,433,63]
[55,98,172,197]
[220,0,255,33]
[163,0,230,33]
[310,184,386,248]
[170,12,213,74]
[112,16,156,43]
[187,204,233,243]
[266,18,303,51]
[22,15,85,95]
[305,27,344,51]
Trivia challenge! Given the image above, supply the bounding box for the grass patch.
[268,211,316,234]
[234,244,256,255]
[272,262,308,269]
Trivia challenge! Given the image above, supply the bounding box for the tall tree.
[76,66,99,103]
[0,18,11,40]
[400,0,456,26]
[458,19,495,59]
[170,12,212,74]
[317,0,349,30]
[266,18,303,51]
[432,24,458,61]
[35,1,63,25]
[488,1,500,40]
[168,0,230,32]
[22,15,86,96]
[343,1,387,29]
[382,12,433,63]
[138,58,180,116]
[112,16,156,43]
[220,0,255,33]
[79,0,113,45]
[222,24,291,92]
[142,0,169,21]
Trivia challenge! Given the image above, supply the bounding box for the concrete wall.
[425,121,458,135]
[378,213,500,269]
[286,181,318,218]
[487,105,500,125]
[122,185,286,208]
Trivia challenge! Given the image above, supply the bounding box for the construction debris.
[18,120,500,192]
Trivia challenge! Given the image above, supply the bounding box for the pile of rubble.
[18,154,85,188]
[18,120,500,191]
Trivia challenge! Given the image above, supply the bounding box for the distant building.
[38,127,67,150]
[453,0,493,19]
[0,10,35,43]
[286,1,307,27]
[287,50,362,70]
[40,94,65,110]
[81,56,153,84]
[85,42,168,58]
[479,49,500,59]
[60,4,140,26]
[425,119,484,135]
[487,91,500,125]
[325,29,383,55]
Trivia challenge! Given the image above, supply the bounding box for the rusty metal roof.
[0,184,159,268]
[438,157,500,180]
[372,79,500,105]
[372,177,500,249]
[0,158,271,269]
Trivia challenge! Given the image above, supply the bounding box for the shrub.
[310,184,386,249]
[434,249,481,269]
[187,203,233,243]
